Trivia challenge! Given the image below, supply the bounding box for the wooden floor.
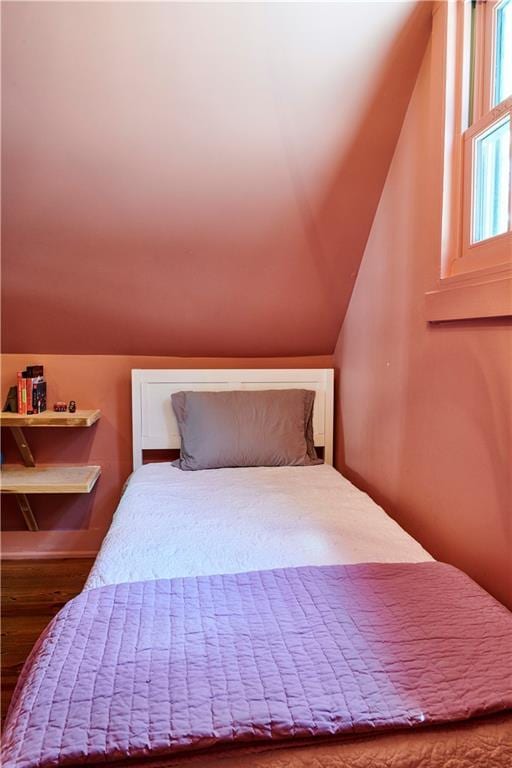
[1,558,94,725]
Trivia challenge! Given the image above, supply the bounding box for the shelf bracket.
[9,427,36,467]
[9,427,38,530]
[15,493,39,532]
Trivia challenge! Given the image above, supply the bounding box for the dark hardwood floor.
[1,558,94,725]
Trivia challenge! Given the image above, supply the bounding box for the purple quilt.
[2,562,512,768]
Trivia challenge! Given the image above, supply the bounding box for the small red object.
[53,402,67,412]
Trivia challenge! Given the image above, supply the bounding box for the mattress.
[85,463,433,590]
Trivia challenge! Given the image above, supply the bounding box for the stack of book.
[17,365,47,415]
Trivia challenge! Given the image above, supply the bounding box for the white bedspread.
[85,463,432,590]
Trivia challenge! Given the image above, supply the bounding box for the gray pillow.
[171,389,321,470]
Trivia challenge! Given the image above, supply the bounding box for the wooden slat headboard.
[131,368,334,470]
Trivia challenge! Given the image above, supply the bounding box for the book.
[22,379,28,414]
[25,376,33,415]
[17,373,28,415]
[32,381,47,414]
[26,375,44,414]
[26,365,44,378]
[17,369,46,414]
[17,372,25,415]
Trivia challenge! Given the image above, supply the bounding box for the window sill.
[425,263,512,321]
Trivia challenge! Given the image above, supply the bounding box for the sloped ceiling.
[1,1,432,356]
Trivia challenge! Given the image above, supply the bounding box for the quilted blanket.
[2,562,512,768]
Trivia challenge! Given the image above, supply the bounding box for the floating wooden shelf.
[0,465,101,494]
[0,408,101,530]
[0,410,101,428]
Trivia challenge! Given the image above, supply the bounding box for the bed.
[3,369,511,768]
[84,463,434,590]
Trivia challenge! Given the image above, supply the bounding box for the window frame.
[457,0,512,277]
[426,0,512,321]
[458,97,512,277]
[473,0,511,113]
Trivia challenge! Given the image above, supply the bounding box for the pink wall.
[1,354,332,558]
[1,1,431,358]
[333,37,512,609]
[5,3,509,610]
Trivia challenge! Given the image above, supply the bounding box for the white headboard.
[131,368,334,470]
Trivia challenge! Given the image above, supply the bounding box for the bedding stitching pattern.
[84,464,433,591]
[3,562,512,768]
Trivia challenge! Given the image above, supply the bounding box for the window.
[472,114,510,243]
[426,0,512,321]
[494,0,512,105]
[459,0,511,276]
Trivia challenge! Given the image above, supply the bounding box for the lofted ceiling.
[1,1,432,356]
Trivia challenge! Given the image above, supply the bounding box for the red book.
[17,372,22,414]
[17,372,25,415]
[26,377,34,415]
